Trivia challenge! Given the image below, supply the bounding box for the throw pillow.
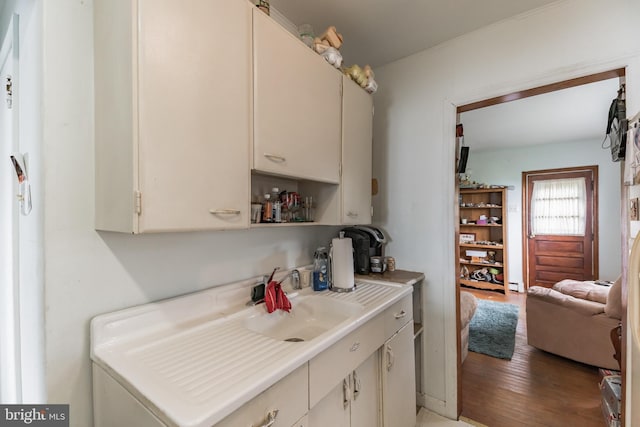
[605,277,623,319]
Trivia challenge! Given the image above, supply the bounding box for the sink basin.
[244,295,364,342]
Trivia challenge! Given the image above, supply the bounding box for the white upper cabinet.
[94,0,252,233]
[252,9,342,184]
[341,76,373,225]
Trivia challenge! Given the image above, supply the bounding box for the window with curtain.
[531,177,586,236]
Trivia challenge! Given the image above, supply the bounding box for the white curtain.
[531,177,586,236]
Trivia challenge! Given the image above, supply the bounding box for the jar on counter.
[370,256,385,273]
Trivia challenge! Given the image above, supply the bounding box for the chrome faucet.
[279,269,301,290]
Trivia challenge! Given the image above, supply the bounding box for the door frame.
[521,165,599,289]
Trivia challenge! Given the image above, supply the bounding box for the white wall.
[468,139,622,286]
[0,0,45,404]
[374,0,640,417]
[40,1,339,426]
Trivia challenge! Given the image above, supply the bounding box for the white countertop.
[91,278,413,427]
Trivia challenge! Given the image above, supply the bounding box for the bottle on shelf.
[271,187,282,223]
[262,193,273,223]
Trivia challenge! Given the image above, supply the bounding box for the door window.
[531,177,586,236]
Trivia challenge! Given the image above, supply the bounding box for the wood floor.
[460,288,605,427]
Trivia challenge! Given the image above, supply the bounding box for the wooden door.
[523,166,598,288]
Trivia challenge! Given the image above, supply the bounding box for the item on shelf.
[250,203,262,224]
[363,65,378,94]
[262,193,273,222]
[257,0,270,15]
[318,25,343,49]
[270,187,282,223]
[344,64,368,86]
[319,46,343,68]
[298,23,314,48]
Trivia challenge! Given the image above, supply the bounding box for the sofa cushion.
[527,286,605,316]
[553,279,609,304]
[605,277,622,320]
[460,291,478,326]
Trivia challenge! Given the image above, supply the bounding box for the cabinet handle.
[352,370,361,401]
[209,209,241,215]
[394,310,407,319]
[264,153,286,163]
[343,377,351,409]
[346,211,358,217]
[349,342,360,352]
[386,344,395,372]
[254,409,279,427]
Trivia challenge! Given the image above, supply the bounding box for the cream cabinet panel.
[215,364,308,427]
[95,0,251,233]
[341,77,373,225]
[381,322,416,427]
[308,352,379,427]
[253,9,341,184]
[350,352,380,427]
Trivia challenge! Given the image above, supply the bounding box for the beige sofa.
[526,278,622,369]
[460,291,478,362]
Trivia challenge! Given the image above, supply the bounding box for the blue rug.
[468,299,519,360]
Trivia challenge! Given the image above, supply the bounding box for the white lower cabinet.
[381,321,417,427]
[308,352,380,427]
[215,364,308,427]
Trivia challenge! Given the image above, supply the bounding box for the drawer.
[383,294,413,339]
[308,314,385,408]
[215,364,308,427]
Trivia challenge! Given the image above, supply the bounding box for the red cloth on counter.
[264,280,291,313]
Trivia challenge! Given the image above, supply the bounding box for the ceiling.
[460,78,622,151]
[269,0,560,68]
[269,0,622,151]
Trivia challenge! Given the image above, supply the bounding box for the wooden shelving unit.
[458,188,509,294]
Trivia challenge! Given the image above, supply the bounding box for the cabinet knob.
[349,342,360,352]
[263,153,287,163]
[346,211,358,217]
[209,209,241,215]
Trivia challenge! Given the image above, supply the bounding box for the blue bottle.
[313,247,329,291]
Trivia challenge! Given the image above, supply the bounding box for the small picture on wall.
[460,233,476,243]
[631,198,639,221]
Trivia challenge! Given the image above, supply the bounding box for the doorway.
[454,69,624,419]
[523,166,598,288]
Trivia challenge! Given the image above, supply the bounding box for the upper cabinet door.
[253,9,341,184]
[341,77,373,225]
[136,0,252,232]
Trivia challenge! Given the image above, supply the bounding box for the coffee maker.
[341,226,387,274]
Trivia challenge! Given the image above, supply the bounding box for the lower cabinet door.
[381,322,416,427]
[350,351,380,427]
[308,380,350,427]
[308,352,380,427]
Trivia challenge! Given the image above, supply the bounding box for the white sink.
[244,295,364,342]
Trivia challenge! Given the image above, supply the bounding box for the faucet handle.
[291,269,301,289]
